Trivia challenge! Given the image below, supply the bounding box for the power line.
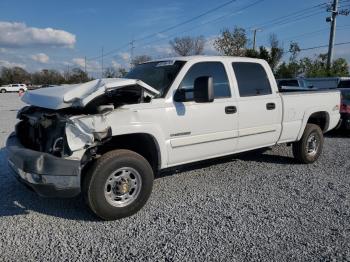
[281,24,350,41]
[136,0,238,42]
[250,2,327,29]
[87,0,238,61]
[139,0,265,48]
[291,41,350,52]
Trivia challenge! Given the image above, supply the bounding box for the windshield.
[125,61,185,97]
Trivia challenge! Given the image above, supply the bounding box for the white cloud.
[152,45,173,55]
[0,48,6,53]
[72,58,85,67]
[0,59,26,68]
[204,35,219,55]
[0,21,76,48]
[31,53,49,63]
[111,60,122,69]
[118,52,131,63]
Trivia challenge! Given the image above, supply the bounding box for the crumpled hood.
[21,78,160,110]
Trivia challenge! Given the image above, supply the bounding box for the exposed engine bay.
[16,84,154,157]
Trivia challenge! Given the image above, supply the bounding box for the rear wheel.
[292,124,324,164]
[83,149,154,220]
[0,89,6,93]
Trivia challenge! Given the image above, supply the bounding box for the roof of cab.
[149,55,267,63]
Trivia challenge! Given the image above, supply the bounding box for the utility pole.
[327,0,339,70]
[251,28,262,51]
[130,39,135,67]
[326,0,349,69]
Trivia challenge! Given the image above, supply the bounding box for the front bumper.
[6,133,81,198]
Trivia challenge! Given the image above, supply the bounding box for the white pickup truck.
[1,84,27,93]
[6,56,340,220]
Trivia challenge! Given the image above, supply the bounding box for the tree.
[289,42,301,63]
[245,48,260,58]
[330,58,349,76]
[214,27,248,56]
[245,35,284,73]
[131,55,152,67]
[267,34,284,72]
[276,53,350,79]
[170,36,205,56]
[31,69,65,85]
[0,67,31,84]
[103,67,118,78]
[104,66,128,78]
[67,68,89,83]
[117,67,128,77]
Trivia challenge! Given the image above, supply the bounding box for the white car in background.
[0,84,28,93]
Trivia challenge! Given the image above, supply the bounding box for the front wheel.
[83,149,154,220]
[292,124,324,164]
[0,89,6,93]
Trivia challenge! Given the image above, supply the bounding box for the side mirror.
[173,89,186,102]
[193,76,214,103]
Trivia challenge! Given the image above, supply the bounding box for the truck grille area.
[16,107,70,157]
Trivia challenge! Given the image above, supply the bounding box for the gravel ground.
[0,93,349,261]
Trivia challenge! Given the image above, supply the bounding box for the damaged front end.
[16,106,112,159]
[7,78,158,197]
[16,78,159,158]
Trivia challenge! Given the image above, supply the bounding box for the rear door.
[166,61,239,165]
[231,61,282,151]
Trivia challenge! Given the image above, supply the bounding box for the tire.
[0,89,6,93]
[83,149,154,220]
[292,123,324,164]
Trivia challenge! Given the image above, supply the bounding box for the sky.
[0,0,349,77]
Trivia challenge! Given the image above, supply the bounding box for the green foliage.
[277,53,350,78]
[31,69,65,85]
[1,67,30,84]
[0,66,94,86]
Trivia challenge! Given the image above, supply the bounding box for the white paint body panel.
[21,78,159,109]
[20,56,341,169]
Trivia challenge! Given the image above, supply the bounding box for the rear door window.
[232,62,272,97]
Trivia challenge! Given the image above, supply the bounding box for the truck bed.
[278,90,340,143]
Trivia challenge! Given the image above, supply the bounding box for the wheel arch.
[96,133,162,174]
[297,110,330,140]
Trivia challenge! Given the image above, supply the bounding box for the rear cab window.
[232,62,272,97]
[338,80,350,88]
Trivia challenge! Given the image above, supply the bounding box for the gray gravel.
[0,93,349,261]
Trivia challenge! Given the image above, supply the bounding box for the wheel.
[0,89,6,93]
[292,124,324,164]
[83,149,154,220]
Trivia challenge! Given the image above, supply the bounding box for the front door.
[167,61,239,166]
